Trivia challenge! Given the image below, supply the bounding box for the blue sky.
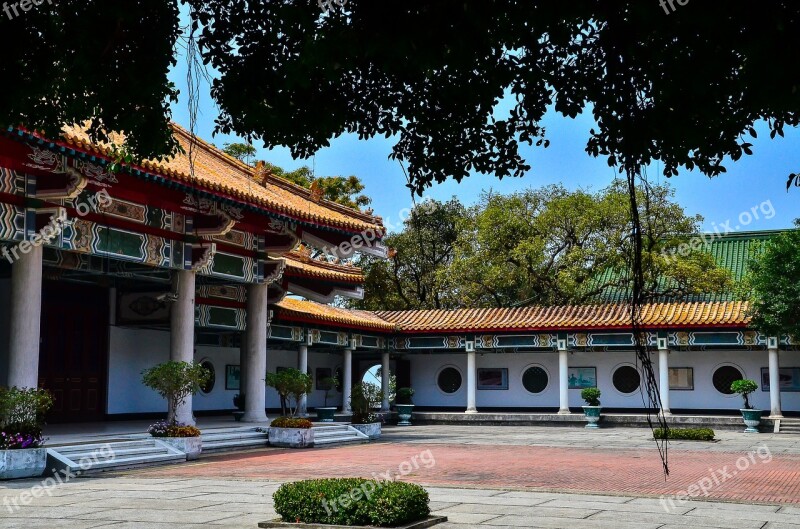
[169,53,799,235]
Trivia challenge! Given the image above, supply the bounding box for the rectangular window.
[668,367,694,390]
[477,368,509,390]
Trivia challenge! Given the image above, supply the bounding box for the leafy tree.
[451,181,731,307]
[355,183,731,309]
[141,361,211,424]
[350,198,466,310]
[222,142,257,162]
[746,222,800,339]
[731,379,759,410]
[266,369,313,417]
[349,382,382,425]
[7,3,800,192]
[266,162,371,209]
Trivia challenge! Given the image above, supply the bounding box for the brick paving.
[131,434,800,505]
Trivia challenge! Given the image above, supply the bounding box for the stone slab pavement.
[2,425,800,528]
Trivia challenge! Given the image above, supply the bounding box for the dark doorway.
[39,281,109,423]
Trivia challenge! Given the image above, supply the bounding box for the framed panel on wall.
[225,365,240,390]
[761,367,800,392]
[568,367,596,389]
[477,368,509,390]
[669,367,694,390]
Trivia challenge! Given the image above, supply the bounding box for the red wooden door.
[39,282,108,423]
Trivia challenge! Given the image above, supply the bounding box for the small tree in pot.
[141,361,210,426]
[349,382,383,439]
[316,375,339,422]
[580,388,602,429]
[266,368,312,418]
[395,387,415,426]
[731,379,762,433]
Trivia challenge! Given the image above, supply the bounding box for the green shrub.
[730,379,759,409]
[653,427,715,441]
[0,387,53,449]
[350,382,382,425]
[395,387,415,405]
[581,387,601,406]
[271,417,313,429]
[273,478,430,527]
[141,361,211,423]
[266,368,313,417]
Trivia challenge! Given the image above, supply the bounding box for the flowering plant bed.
[0,387,53,479]
[271,417,313,429]
[147,421,202,460]
[267,478,437,528]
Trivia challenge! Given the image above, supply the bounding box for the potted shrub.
[232,393,245,422]
[731,379,762,433]
[349,382,383,439]
[266,478,445,528]
[266,369,316,447]
[581,388,602,429]
[147,421,203,460]
[268,416,314,448]
[395,387,415,426]
[141,361,211,459]
[316,375,339,423]
[0,387,53,479]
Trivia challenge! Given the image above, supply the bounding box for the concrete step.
[311,425,369,446]
[200,427,268,452]
[47,439,186,475]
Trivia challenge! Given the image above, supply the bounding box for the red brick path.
[137,443,800,504]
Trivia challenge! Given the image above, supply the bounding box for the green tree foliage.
[0,387,53,430]
[222,142,257,162]
[6,4,800,191]
[353,183,731,310]
[352,198,466,310]
[730,379,759,410]
[746,222,800,339]
[266,368,313,417]
[141,361,211,423]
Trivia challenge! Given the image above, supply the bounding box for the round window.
[522,366,549,394]
[713,365,744,395]
[612,365,640,394]
[437,367,462,394]
[200,360,215,394]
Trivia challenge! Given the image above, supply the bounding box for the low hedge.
[653,427,715,441]
[270,417,313,429]
[273,478,430,527]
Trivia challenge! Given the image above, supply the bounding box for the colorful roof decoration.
[52,123,384,235]
[276,298,396,331]
[375,301,751,333]
[282,251,364,284]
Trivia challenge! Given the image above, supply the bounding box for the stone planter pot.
[740,409,763,433]
[316,407,337,423]
[0,448,47,480]
[396,404,415,426]
[157,436,203,460]
[233,411,245,422]
[258,515,448,529]
[351,422,382,440]
[269,427,314,448]
[582,406,602,429]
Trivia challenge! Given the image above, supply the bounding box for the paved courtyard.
[3,425,800,528]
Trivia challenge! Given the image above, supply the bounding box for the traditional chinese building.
[0,124,795,424]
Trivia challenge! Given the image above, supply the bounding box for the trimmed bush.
[653,427,715,441]
[581,387,601,406]
[148,421,201,438]
[270,417,313,429]
[273,478,430,527]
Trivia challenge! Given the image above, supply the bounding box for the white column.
[8,244,43,389]
[558,349,570,414]
[466,350,477,413]
[170,270,196,425]
[659,347,671,416]
[769,345,783,418]
[342,348,353,413]
[242,283,268,423]
[298,344,309,417]
[239,331,248,407]
[381,351,390,412]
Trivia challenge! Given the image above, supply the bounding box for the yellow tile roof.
[283,251,364,284]
[276,298,395,331]
[274,300,750,333]
[376,301,751,333]
[55,123,384,234]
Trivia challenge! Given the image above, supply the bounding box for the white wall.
[407,349,800,412]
